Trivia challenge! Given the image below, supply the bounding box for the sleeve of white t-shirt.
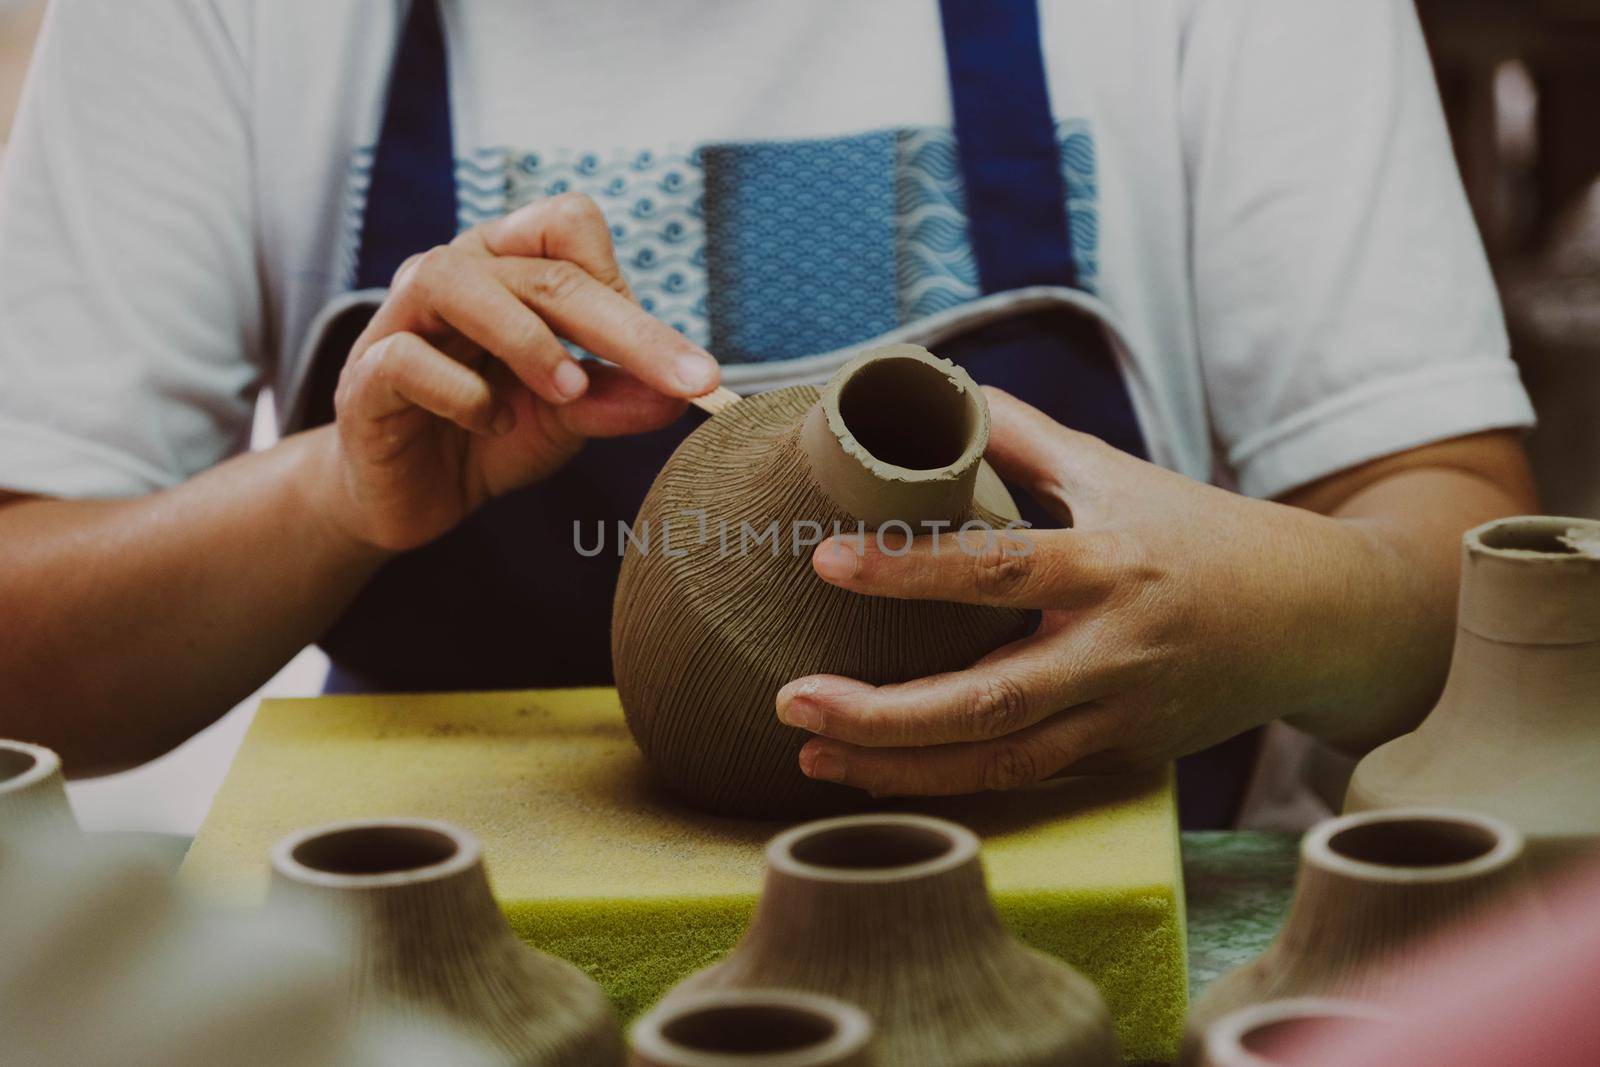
[1180,0,1534,500]
[0,0,262,499]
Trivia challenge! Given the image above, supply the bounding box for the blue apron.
[298,0,1258,827]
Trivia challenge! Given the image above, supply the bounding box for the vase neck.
[1457,517,1600,645]
[800,344,987,529]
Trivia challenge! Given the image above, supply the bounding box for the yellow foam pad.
[182,689,1186,1064]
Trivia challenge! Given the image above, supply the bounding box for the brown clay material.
[612,345,1028,817]
[1182,809,1539,1064]
[0,739,76,836]
[1345,516,1600,877]
[1196,999,1394,1067]
[663,814,1119,1067]
[268,818,624,1067]
[630,989,875,1067]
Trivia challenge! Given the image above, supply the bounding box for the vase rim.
[0,739,59,794]
[631,989,873,1067]
[1304,808,1522,884]
[270,817,480,890]
[820,345,988,485]
[1466,515,1600,562]
[1204,997,1394,1067]
[766,813,980,885]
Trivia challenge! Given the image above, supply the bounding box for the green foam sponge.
[182,689,1187,1063]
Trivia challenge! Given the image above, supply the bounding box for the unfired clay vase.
[630,989,875,1067]
[0,739,75,835]
[269,818,623,1067]
[1183,808,1539,1062]
[612,345,1029,817]
[1196,999,1394,1067]
[664,814,1118,1067]
[1345,516,1600,876]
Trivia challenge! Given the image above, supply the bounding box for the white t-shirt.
[0,0,1533,502]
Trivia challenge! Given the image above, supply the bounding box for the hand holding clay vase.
[0,739,76,836]
[269,818,624,1067]
[630,989,875,1067]
[612,345,1029,817]
[1346,516,1600,877]
[1196,999,1394,1067]
[664,814,1118,1067]
[1183,808,1538,1063]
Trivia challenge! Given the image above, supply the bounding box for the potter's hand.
[316,193,719,552]
[777,387,1447,797]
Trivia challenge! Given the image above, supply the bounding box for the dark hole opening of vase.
[292,825,459,875]
[0,747,39,784]
[1478,523,1580,555]
[661,1003,837,1054]
[789,822,955,870]
[1239,1014,1385,1062]
[1328,818,1498,868]
[837,356,977,471]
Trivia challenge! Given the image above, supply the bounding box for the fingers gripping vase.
[664,814,1119,1067]
[1345,516,1600,876]
[630,989,876,1067]
[612,345,1029,817]
[0,740,76,836]
[269,819,624,1067]
[1183,808,1539,1063]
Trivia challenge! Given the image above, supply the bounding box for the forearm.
[0,427,388,775]
[1280,431,1539,752]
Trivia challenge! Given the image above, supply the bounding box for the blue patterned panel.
[701,131,900,363]
[505,147,709,345]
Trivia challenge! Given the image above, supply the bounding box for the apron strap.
[938,0,1078,292]
[355,0,457,290]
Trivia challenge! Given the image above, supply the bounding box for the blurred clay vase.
[1184,808,1538,1062]
[269,818,623,1067]
[612,345,1029,817]
[1346,516,1600,876]
[630,989,875,1067]
[1196,999,1394,1067]
[0,739,75,836]
[663,814,1118,1067]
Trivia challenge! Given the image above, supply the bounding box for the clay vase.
[268,818,624,1067]
[1195,999,1394,1067]
[0,739,76,836]
[664,814,1119,1067]
[1183,808,1538,1062]
[612,344,1029,817]
[630,989,875,1067]
[1345,516,1600,877]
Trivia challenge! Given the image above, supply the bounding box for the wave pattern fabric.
[339,124,1099,362]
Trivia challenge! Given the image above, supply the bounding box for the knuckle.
[550,191,603,226]
[526,258,588,305]
[971,539,1031,599]
[397,245,453,300]
[964,676,1031,738]
[981,742,1044,792]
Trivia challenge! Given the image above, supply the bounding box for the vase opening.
[835,354,980,472]
[1475,520,1583,555]
[0,746,38,784]
[290,824,460,876]
[771,814,980,883]
[1236,1013,1384,1062]
[663,1002,837,1054]
[1326,816,1498,869]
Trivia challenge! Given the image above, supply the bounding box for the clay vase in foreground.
[1183,808,1538,1063]
[612,344,1029,817]
[630,989,875,1067]
[0,739,76,836]
[1345,516,1600,877]
[1195,999,1394,1067]
[664,814,1119,1067]
[269,818,624,1067]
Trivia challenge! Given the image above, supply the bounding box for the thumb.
[981,386,1113,527]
